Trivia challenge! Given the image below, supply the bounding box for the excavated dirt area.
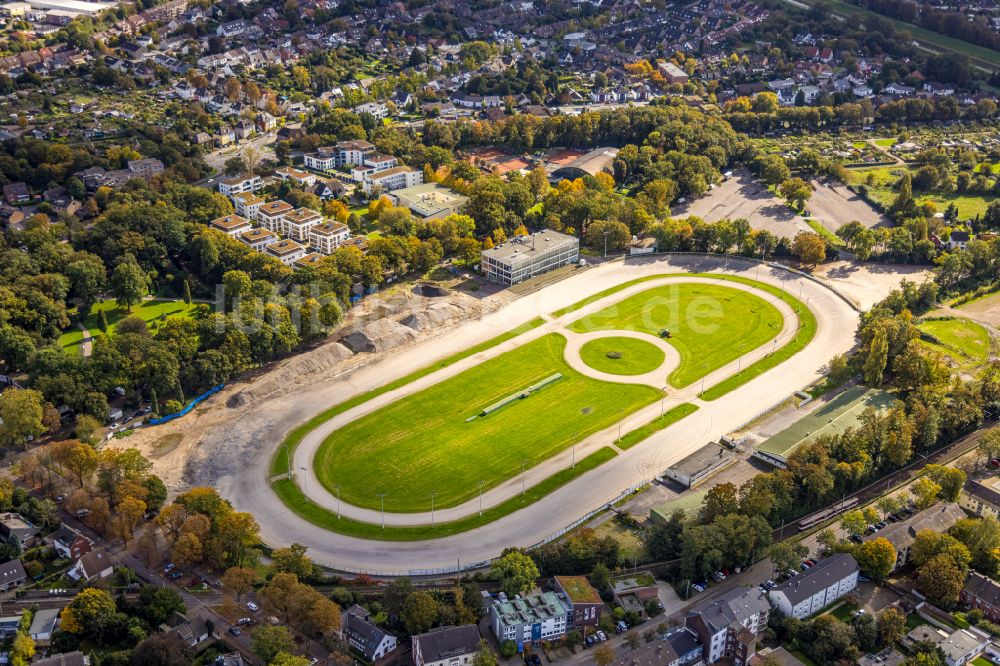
[126,283,495,491]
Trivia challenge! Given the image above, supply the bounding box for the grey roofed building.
[33,652,89,666]
[865,502,967,570]
[938,627,990,666]
[688,586,770,633]
[549,147,618,181]
[480,230,579,286]
[769,553,859,615]
[0,558,26,591]
[663,442,735,489]
[411,624,481,666]
[858,647,906,666]
[0,513,39,547]
[344,604,397,662]
[29,607,60,645]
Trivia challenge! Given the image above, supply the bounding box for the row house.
[961,571,1000,623]
[769,553,859,619]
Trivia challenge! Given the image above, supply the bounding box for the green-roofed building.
[488,590,572,650]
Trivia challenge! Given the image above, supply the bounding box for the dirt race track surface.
[128,255,922,573]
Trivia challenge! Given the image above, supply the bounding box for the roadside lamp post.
[521,460,528,496]
[429,492,438,527]
[478,480,486,517]
[334,484,342,520]
[376,493,387,529]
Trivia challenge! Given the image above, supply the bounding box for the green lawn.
[58,298,198,351]
[806,219,845,248]
[849,165,997,220]
[568,283,783,388]
[274,447,618,541]
[270,316,546,478]
[918,317,991,372]
[828,601,859,622]
[875,138,898,147]
[579,336,665,376]
[313,334,661,511]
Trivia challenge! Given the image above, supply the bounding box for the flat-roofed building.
[265,239,306,265]
[335,140,376,167]
[257,200,294,234]
[294,252,324,269]
[239,228,278,252]
[283,207,322,242]
[363,166,423,194]
[274,166,317,188]
[769,553,859,619]
[663,442,735,489]
[489,591,572,650]
[210,214,252,237]
[481,230,579,286]
[388,182,468,220]
[554,576,602,628]
[232,192,265,221]
[309,221,350,255]
[24,0,105,15]
[304,146,340,172]
[218,174,262,197]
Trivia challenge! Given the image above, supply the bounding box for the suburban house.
[939,627,990,666]
[0,514,40,548]
[768,553,859,619]
[949,230,971,251]
[608,572,659,612]
[210,214,253,237]
[0,615,18,638]
[343,605,398,662]
[34,651,89,666]
[411,625,482,666]
[217,174,263,197]
[554,576,602,628]
[960,477,1000,518]
[604,627,702,665]
[685,587,769,665]
[160,611,215,648]
[489,591,573,650]
[961,572,1000,623]
[309,221,351,255]
[29,608,60,646]
[46,524,94,561]
[3,182,29,204]
[69,550,113,581]
[127,158,164,179]
[0,558,27,591]
[866,502,967,571]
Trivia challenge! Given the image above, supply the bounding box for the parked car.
[247,601,259,612]
[237,617,252,626]
[168,571,183,580]
[876,521,888,529]
[163,563,175,573]
[850,534,864,544]
[228,627,241,636]
[597,631,607,642]
[859,575,871,583]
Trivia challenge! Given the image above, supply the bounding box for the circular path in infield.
[569,331,676,383]
[222,255,862,571]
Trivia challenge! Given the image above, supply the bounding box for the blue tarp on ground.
[149,384,224,425]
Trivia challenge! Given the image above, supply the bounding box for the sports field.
[757,386,896,462]
[313,333,661,511]
[579,336,665,375]
[568,283,783,387]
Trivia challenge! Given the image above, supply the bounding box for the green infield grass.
[567,283,783,387]
[313,333,661,511]
[579,336,666,376]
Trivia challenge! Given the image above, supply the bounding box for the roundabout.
[218,254,862,572]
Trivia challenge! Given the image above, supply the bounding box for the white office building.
[309,221,351,255]
[217,174,263,197]
[363,166,423,194]
[480,230,580,286]
[489,591,572,651]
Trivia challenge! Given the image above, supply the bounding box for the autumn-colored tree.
[853,537,897,579]
[917,553,966,606]
[86,496,111,534]
[156,504,189,543]
[64,443,98,487]
[171,532,203,567]
[115,496,146,542]
[221,566,257,601]
[60,588,116,637]
[271,543,315,579]
[791,231,826,267]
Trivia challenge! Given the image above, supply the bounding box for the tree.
[471,640,499,666]
[779,178,813,211]
[490,549,539,598]
[60,588,116,637]
[401,591,439,634]
[791,231,826,267]
[270,654,310,666]
[911,477,942,510]
[769,541,808,574]
[75,415,101,445]
[251,625,295,664]
[924,465,965,502]
[0,389,45,448]
[64,443,98,486]
[841,510,870,537]
[11,632,34,666]
[877,607,907,645]
[221,566,256,601]
[756,154,790,186]
[110,259,149,312]
[271,543,314,579]
[917,553,966,606]
[593,644,615,666]
[138,585,186,626]
[864,326,889,387]
[854,537,897,579]
[626,631,640,650]
[171,532,203,567]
